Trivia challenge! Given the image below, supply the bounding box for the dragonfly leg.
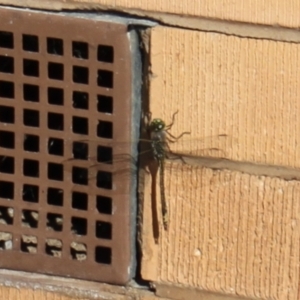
[165,110,179,130]
[166,130,191,142]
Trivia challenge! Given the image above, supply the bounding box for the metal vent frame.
[0,6,144,284]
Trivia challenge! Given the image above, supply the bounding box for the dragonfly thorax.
[150,118,165,132]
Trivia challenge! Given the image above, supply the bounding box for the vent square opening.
[47,163,63,181]
[72,116,88,135]
[47,37,63,55]
[23,59,39,77]
[97,171,112,189]
[97,95,113,114]
[0,105,14,123]
[97,120,113,138]
[95,246,111,264]
[48,137,64,156]
[0,80,14,98]
[97,146,113,164]
[0,56,14,73]
[0,130,14,149]
[23,84,39,102]
[22,34,39,52]
[97,45,114,63]
[48,62,64,80]
[96,221,112,239]
[48,87,64,105]
[72,141,88,160]
[0,31,13,49]
[72,192,88,210]
[72,41,88,59]
[23,134,39,152]
[0,181,14,199]
[0,206,14,225]
[22,184,39,203]
[23,109,39,127]
[23,159,39,177]
[73,66,88,84]
[0,156,14,174]
[21,209,38,228]
[0,232,12,250]
[72,167,88,185]
[47,213,63,232]
[71,217,87,235]
[45,238,62,257]
[21,235,37,253]
[97,70,113,88]
[70,242,87,261]
[73,91,88,109]
[96,195,112,215]
[47,187,63,206]
[48,112,64,131]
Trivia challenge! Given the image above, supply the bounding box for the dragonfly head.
[150,118,166,132]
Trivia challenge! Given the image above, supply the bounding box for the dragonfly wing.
[167,134,236,158]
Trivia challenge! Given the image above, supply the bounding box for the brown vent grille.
[0,7,138,284]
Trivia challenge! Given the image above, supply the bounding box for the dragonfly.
[145,111,190,231]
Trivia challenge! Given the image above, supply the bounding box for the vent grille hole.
[22,184,39,203]
[71,217,87,235]
[72,41,88,59]
[24,134,39,152]
[21,235,37,253]
[0,80,14,98]
[48,138,64,156]
[47,37,63,55]
[0,232,12,250]
[95,246,111,264]
[97,45,114,63]
[73,91,88,109]
[0,105,14,123]
[23,109,39,127]
[45,238,62,257]
[97,70,113,88]
[0,206,14,225]
[23,159,39,177]
[0,131,14,149]
[73,66,88,84]
[0,55,14,73]
[22,34,39,52]
[0,31,13,48]
[48,62,64,80]
[47,163,63,181]
[0,181,14,199]
[47,188,63,206]
[71,242,87,261]
[96,196,112,215]
[0,156,14,174]
[23,59,39,77]
[47,213,63,232]
[97,120,113,138]
[23,84,39,102]
[72,192,88,210]
[21,209,38,228]
[97,95,113,113]
[97,171,112,189]
[48,87,64,105]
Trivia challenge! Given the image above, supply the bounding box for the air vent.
[0,7,139,284]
